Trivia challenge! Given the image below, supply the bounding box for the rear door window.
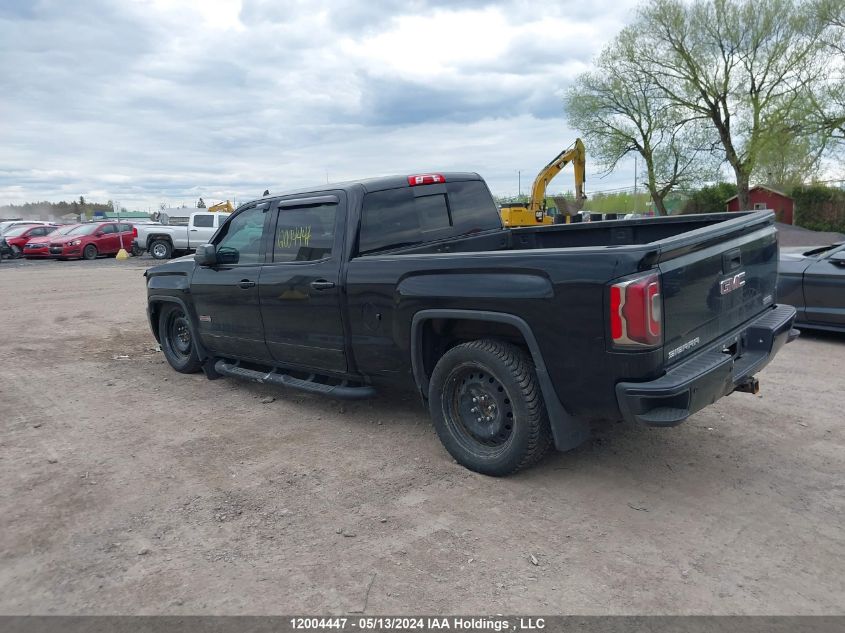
[193,214,213,228]
[273,203,338,262]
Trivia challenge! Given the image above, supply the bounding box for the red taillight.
[407,174,445,186]
[610,272,662,347]
[132,227,138,238]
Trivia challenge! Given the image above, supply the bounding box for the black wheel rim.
[444,362,515,456]
[85,246,95,258]
[167,312,192,359]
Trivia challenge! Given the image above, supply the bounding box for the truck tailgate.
[658,218,779,366]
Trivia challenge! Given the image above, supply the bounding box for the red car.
[23,224,81,258]
[1,224,58,258]
[49,222,135,260]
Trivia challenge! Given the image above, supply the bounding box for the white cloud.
[0,0,641,211]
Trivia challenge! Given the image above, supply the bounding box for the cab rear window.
[358,180,500,255]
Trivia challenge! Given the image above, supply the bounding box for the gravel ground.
[0,257,843,615]
[776,222,845,247]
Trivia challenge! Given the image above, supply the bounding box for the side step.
[214,360,376,400]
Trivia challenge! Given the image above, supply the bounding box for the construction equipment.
[499,139,587,227]
[208,200,234,213]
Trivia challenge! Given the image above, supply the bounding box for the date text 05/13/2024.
[289,616,547,631]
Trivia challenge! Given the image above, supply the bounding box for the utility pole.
[633,155,637,214]
[518,170,521,198]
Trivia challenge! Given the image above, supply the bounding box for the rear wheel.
[428,339,552,476]
[150,240,172,260]
[82,244,98,260]
[158,304,202,373]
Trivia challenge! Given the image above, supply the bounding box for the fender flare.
[410,309,589,451]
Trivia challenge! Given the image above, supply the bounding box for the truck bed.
[349,210,779,425]
[395,212,767,256]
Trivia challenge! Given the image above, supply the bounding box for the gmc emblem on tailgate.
[720,271,746,295]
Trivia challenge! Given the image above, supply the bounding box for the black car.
[145,172,797,475]
[778,242,845,332]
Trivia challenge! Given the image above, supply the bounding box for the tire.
[428,339,552,476]
[82,244,98,260]
[158,304,202,374]
[150,240,172,260]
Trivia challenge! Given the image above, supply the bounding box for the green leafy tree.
[634,0,837,209]
[681,182,739,214]
[797,0,845,150]
[565,29,718,216]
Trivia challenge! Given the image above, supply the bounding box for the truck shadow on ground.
[225,372,751,486]
[793,327,845,344]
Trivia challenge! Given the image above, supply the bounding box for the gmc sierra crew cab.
[145,172,798,476]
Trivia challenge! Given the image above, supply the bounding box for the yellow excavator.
[208,200,234,213]
[499,138,587,227]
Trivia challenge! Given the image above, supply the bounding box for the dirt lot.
[0,257,843,615]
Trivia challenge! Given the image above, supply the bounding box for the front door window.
[215,206,265,264]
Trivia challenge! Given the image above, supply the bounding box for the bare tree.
[634,0,835,209]
[565,29,718,215]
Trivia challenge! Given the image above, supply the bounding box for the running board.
[213,359,376,400]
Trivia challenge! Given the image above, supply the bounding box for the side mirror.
[194,243,217,266]
[95,231,104,237]
[830,251,845,266]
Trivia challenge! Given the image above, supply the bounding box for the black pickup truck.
[145,172,798,475]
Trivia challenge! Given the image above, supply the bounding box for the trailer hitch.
[734,376,760,395]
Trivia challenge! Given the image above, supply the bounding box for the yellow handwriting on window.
[278,225,312,249]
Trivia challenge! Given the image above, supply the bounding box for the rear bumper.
[616,304,798,426]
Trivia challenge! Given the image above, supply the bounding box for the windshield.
[53,224,81,236]
[65,224,100,236]
[4,225,38,237]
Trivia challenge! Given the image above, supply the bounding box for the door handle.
[238,279,256,289]
[310,279,335,290]
[190,229,198,232]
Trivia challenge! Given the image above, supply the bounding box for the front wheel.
[150,240,172,260]
[82,244,98,260]
[158,304,202,373]
[428,339,552,476]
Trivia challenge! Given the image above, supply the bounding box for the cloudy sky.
[0,0,642,211]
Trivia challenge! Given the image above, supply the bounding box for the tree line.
[0,197,127,220]
[565,0,845,215]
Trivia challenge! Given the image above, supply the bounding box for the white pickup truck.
[133,211,230,260]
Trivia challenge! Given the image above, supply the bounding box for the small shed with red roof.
[726,185,794,224]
